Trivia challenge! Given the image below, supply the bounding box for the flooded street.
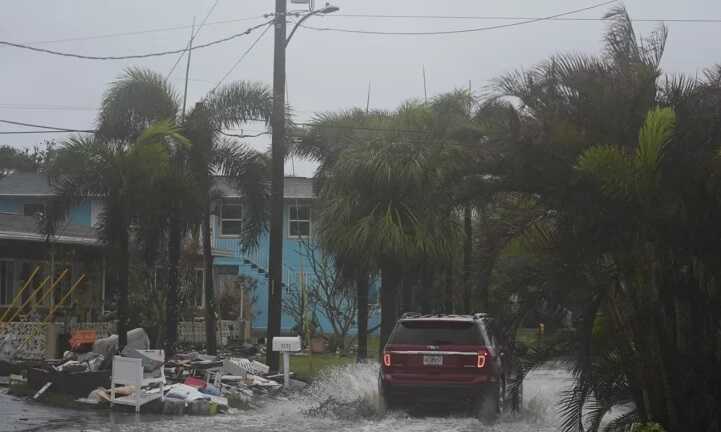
[2,365,571,432]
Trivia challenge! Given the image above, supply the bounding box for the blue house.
[0,172,104,321]
[0,171,378,338]
[209,176,379,335]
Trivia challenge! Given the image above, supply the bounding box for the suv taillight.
[383,353,391,367]
[477,348,489,368]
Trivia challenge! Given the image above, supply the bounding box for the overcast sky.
[2,0,719,176]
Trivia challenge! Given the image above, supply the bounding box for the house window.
[221,200,243,236]
[0,261,15,306]
[289,205,311,238]
[23,203,44,217]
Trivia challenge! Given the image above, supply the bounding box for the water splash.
[31,364,571,432]
[303,362,383,419]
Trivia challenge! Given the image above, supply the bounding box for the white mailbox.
[272,336,301,387]
[272,336,301,352]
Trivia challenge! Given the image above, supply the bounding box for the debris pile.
[0,327,300,416]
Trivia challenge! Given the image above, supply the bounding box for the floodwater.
[1,364,571,432]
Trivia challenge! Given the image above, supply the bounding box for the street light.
[265,0,339,372]
[286,5,340,47]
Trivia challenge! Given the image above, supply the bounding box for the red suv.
[378,313,509,420]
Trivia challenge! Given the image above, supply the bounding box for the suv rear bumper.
[380,371,496,393]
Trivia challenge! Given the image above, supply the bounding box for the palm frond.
[214,140,270,250]
[98,67,180,141]
[635,107,675,177]
[204,81,272,129]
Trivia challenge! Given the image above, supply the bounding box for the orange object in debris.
[69,330,96,351]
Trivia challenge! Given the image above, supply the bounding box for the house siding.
[212,197,380,335]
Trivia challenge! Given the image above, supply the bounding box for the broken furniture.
[110,350,165,412]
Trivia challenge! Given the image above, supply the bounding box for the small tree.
[296,239,359,352]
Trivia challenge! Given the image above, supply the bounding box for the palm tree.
[479,7,721,431]
[95,68,272,353]
[293,108,392,361]
[316,114,461,354]
[46,122,184,348]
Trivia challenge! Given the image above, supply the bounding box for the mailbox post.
[272,336,301,386]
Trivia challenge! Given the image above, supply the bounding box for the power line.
[330,14,721,23]
[0,119,95,133]
[0,104,96,112]
[300,0,617,36]
[295,122,427,134]
[0,130,87,135]
[0,20,273,61]
[211,22,273,93]
[168,0,221,78]
[25,16,268,46]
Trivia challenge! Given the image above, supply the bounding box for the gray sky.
[2,0,719,176]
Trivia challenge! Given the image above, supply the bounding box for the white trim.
[219,199,243,237]
[0,230,98,246]
[288,204,311,239]
[0,193,54,197]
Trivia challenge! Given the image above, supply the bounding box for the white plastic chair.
[110,351,165,412]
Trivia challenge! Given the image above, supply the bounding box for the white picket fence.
[0,320,243,360]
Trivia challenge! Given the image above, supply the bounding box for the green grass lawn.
[290,336,380,382]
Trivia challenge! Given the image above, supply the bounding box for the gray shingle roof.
[0,172,53,196]
[0,172,316,200]
[0,212,98,245]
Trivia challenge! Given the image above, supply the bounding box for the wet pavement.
[1,365,571,432]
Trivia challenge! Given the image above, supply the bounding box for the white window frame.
[288,204,311,239]
[220,200,243,237]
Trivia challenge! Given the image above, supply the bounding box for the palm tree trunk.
[202,199,218,354]
[445,256,454,313]
[420,262,433,314]
[356,272,369,362]
[117,229,130,350]
[379,264,401,358]
[462,205,472,312]
[401,272,413,314]
[165,212,181,355]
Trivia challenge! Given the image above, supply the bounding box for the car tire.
[377,380,392,415]
[474,382,503,422]
[509,377,523,412]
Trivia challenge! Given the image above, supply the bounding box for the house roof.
[213,176,315,199]
[0,212,99,246]
[0,172,316,200]
[0,171,54,196]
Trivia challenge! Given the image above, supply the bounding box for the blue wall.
[213,201,380,336]
[0,198,16,213]
[0,197,91,226]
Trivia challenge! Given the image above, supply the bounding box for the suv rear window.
[389,320,485,346]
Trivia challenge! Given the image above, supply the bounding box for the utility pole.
[181,18,195,121]
[266,0,288,373]
[265,0,339,373]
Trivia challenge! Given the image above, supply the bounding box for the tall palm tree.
[46,122,184,348]
[293,108,392,361]
[96,68,272,353]
[481,6,721,431]
[317,120,460,355]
